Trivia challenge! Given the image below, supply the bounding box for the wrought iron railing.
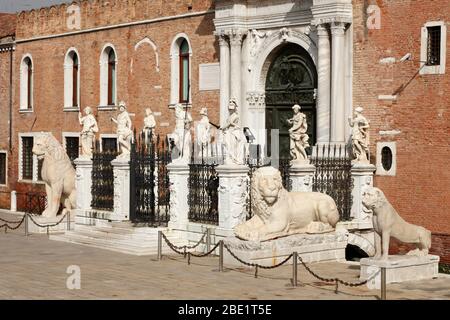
[311,144,353,221]
[91,144,117,212]
[130,131,171,225]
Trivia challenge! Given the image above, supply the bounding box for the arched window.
[170,35,191,106]
[179,39,190,103]
[100,45,117,107]
[20,55,33,110]
[64,49,80,109]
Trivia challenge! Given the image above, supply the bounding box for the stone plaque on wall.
[199,63,220,91]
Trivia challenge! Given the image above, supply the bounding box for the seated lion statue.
[32,133,77,218]
[235,166,340,242]
[362,187,431,260]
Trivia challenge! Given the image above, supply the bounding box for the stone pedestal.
[10,191,17,212]
[290,162,316,192]
[224,232,348,268]
[74,157,93,212]
[216,164,249,232]
[111,158,131,221]
[167,163,190,231]
[360,255,440,290]
[350,163,376,224]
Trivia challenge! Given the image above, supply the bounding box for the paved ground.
[1,211,450,300]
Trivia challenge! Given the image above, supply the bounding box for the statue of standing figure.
[348,106,370,164]
[111,101,133,159]
[221,99,246,165]
[197,107,211,158]
[169,103,193,163]
[287,104,309,164]
[143,108,156,143]
[78,106,99,159]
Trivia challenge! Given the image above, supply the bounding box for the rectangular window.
[66,137,80,166]
[102,138,117,153]
[22,137,34,180]
[0,153,6,185]
[427,26,441,66]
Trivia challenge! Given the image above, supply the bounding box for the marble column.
[219,33,230,127]
[316,24,331,143]
[290,163,316,192]
[330,22,346,144]
[229,29,244,109]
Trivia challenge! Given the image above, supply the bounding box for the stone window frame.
[64,48,81,112]
[19,54,34,112]
[420,21,447,75]
[376,141,397,176]
[99,44,118,110]
[99,134,118,153]
[0,150,7,187]
[169,33,193,108]
[18,132,46,184]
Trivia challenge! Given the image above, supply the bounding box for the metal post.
[206,228,211,253]
[219,240,224,272]
[292,252,298,287]
[381,267,387,300]
[66,212,71,231]
[24,212,29,237]
[157,230,162,261]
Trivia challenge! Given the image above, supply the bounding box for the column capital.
[316,24,329,37]
[215,30,229,46]
[229,29,246,46]
[330,22,346,36]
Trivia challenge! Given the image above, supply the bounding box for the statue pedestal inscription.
[167,163,190,231]
[111,158,131,221]
[290,162,316,192]
[216,164,249,232]
[360,255,440,290]
[223,232,348,268]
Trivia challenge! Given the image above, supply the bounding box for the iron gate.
[91,143,117,211]
[129,131,171,225]
[311,144,353,221]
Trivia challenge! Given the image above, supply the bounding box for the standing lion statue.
[362,187,431,260]
[32,133,77,218]
[235,166,340,242]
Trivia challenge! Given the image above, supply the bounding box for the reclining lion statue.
[362,187,431,260]
[32,132,77,218]
[235,166,340,242]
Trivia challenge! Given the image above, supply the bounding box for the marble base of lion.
[360,255,440,289]
[223,233,348,268]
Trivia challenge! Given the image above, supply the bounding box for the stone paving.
[1,211,450,300]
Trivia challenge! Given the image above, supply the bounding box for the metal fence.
[129,131,171,226]
[311,144,353,221]
[91,143,117,212]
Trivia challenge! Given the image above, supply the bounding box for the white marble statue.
[169,103,193,163]
[32,132,76,218]
[111,101,133,159]
[143,108,156,141]
[362,187,432,260]
[234,166,340,242]
[78,106,99,159]
[197,107,211,158]
[220,99,246,165]
[287,104,310,164]
[348,106,370,164]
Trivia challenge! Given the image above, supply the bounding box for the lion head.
[32,132,70,163]
[362,187,386,212]
[251,166,288,220]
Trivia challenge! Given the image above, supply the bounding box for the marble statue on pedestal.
[169,104,193,163]
[234,166,340,242]
[287,104,310,164]
[78,106,98,158]
[111,101,133,159]
[348,106,370,164]
[221,99,246,165]
[362,187,432,260]
[197,107,211,158]
[143,108,156,141]
[32,132,76,218]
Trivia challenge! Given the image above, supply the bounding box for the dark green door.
[265,44,317,160]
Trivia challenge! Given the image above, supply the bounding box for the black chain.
[161,233,187,255]
[165,231,208,251]
[224,243,293,269]
[0,214,26,231]
[190,242,220,257]
[28,213,68,228]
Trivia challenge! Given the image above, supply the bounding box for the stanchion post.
[66,213,71,231]
[292,252,298,287]
[206,228,211,253]
[157,230,162,261]
[219,240,224,272]
[381,267,387,300]
[24,212,29,237]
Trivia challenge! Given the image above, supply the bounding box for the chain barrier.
[1,212,68,235]
[165,230,208,251]
[27,213,68,228]
[0,214,26,231]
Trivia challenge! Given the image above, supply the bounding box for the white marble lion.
[32,133,77,218]
[235,166,340,242]
[362,187,431,260]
